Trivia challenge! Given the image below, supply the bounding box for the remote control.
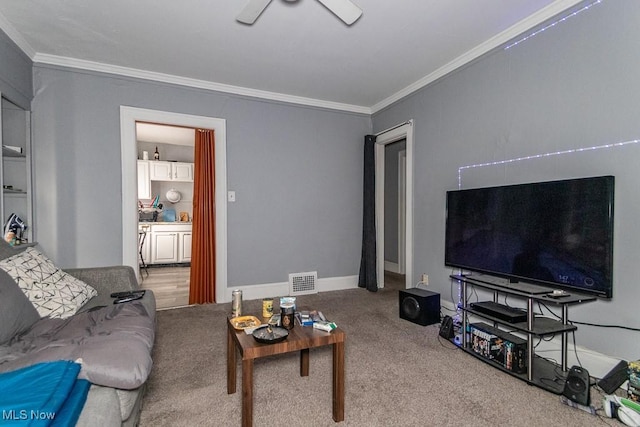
[113,294,143,304]
[110,290,145,298]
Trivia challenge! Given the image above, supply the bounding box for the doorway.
[120,106,228,304]
[384,139,406,276]
[374,121,413,290]
[136,122,195,309]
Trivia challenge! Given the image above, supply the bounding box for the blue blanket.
[0,361,90,426]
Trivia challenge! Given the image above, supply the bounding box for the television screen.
[445,176,614,298]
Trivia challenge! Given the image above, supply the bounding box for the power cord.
[536,300,639,331]
[570,321,640,332]
[571,330,584,368]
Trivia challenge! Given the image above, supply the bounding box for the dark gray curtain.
[358,135,377,292]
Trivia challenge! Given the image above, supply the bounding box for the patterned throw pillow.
[0,247,98,318]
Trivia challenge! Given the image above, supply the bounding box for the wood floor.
[139,266,190,310]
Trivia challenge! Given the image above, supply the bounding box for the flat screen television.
[445,176,614,298]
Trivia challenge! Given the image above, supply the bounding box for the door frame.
[120,106,227,303]
[398,149,406,275]
[375,120,413,289]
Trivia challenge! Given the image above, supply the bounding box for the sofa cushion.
[0,268,40,345]
[0,247,97,319]
[0,301,155,390]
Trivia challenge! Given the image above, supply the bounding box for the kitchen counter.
[138,222,192,265]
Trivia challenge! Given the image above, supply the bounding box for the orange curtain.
[189,129,216,304]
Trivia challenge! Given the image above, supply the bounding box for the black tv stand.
[451,274,597,394]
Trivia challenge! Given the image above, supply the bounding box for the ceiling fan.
[237,0,363,26]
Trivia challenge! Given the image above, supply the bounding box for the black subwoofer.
[562,365,590,406]
[399,288,440,326]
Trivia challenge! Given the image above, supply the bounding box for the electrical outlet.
[421,274,429,285]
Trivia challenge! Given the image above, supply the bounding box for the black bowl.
[252,325,289,344]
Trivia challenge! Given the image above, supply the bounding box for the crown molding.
[370,0,585,114]
[2,0,584,116]
[0,12,36,59]
[32,53,371,115]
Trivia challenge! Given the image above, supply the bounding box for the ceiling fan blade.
[316,0,362,25]
[237,0,273,25]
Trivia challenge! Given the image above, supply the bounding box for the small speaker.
[598,360,629,394]
[439,315,454,339]
[563,365,591,406]
[399,288,440,326]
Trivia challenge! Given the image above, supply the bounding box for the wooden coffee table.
[227,317,346,426]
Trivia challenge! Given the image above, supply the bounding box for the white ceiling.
[0,0,583,113]
[136,123,195,146]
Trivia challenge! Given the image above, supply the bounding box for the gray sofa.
[0,243,156,426]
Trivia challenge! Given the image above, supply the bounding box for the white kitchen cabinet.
[137,160,151,199]
[151,231,179,263]
[172,162,193,182]
[148,223,192,264]
[149,161,193,182]
[179,232,192,262]
[149,161,172,181]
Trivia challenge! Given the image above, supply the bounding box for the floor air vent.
[289,271,318,295]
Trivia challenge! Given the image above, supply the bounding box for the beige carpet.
[139,279,611,426]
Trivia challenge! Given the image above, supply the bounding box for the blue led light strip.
[504,0,603,50]
[458,138,640,188]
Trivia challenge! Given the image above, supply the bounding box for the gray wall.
[372,0,640,360]
[0,29,32,109]
[30,65,370,286]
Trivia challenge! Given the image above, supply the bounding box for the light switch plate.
[228,191,236,202]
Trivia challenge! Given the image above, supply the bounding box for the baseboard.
[384,261,400,274]
[441,299,457,314]
[531,338,623,380]
[224,275,359,303]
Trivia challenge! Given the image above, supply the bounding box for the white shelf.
[1,95,32,241]
[2,147,25,158]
